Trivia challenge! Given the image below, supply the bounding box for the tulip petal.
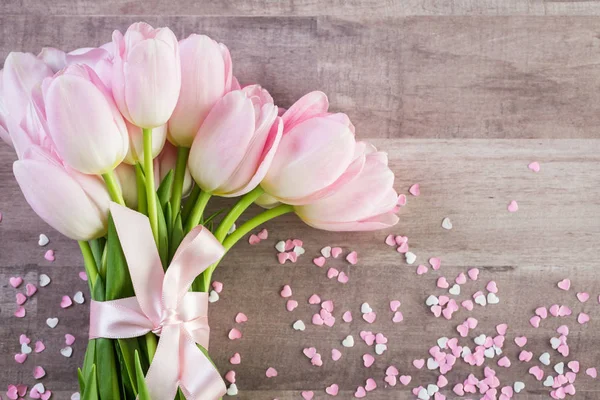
[281,91,329,132]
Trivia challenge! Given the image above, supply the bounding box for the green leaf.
[77,368,85,394]
[95,338,121,400]
[82,339,96,383]
[135,163,148,216]
[89,238,106,272]
[115,339,137,399]
[201,208,226,226]
[155,193,169,269]
[82,365,98,400]
[181,185,200,222]
[104,213,134,300]
[134,350,151,400]
[157,169,174,209]
[169,212,184,261]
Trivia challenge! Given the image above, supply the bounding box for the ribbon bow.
[89,203,226,400]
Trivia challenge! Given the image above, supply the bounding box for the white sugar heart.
[405,251,417,265]
[474,334,486,346]
[38,234,49,246]
[321,246,332,258]
[61,346,73,357]
[73,291,85,304]
[342,335,354,348]
[275,241,286,253]
[46,318,59,328]
[425,295,439,306]
[474,295,487,306]
[514,382,525,393]
[484,347,495,358]
[543,376,554,387]
[293,246,305,255]
[437,337,448,349]
[33,383,45,394]
[375,344,387,355]
[550,337,561,349]
[21,343,32,354]
[360,303,373,314]
[71,393,81,400]
[441,217,453,230]
[539,352,550,366]
[461,347,472,357]
[487,293,500,304]
[427,358,439,370]
[493,345,502,356]
[417,388,429,400]
[208,290,219,303]
[554,362,565,375]
[226,383,238,396]
[292,320,306,331]
[449,284,460,296]
[39,274,51,287]
[427,384,439,395]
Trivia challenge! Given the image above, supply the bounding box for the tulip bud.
[188,86,282,197]
[43,64,129,175]
[295,145,399,231]
[114,163,139,209]
[111,22,181,128]
[168,34,233,147]
[13,146,110,240]
[123,120,167,165]
[260,91,358,205]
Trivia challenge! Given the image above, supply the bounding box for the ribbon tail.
[143,325,181,400]
[179,332,226,400]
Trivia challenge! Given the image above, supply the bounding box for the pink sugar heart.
[437,277,449,289]
[325,384,339,396]
[288,252,298,263]
[7,385,18,400]
[413,359,424,369]
[354,386,366,398]
[453,384,465,396]
[375,333,387,344]
[462,300,474,311]
[327,268,339,279]
[434,393,445,400]
[395,235,408,245]
[385,234,396,246]
[557,325,569,335]
[507,200,518,212]
[430,305,442,317]
[535,307,548,319]
[568,361,580,373]
[455,273,467,285]
[514,336,527,347]
[392,311,404,323]
[577,292,589,303]
[225,370,236,383]
[337,271,349,284]
[557,278,571,291]
[466,317,478,329]
[577,312,590,324]
[20,334,30,345]
[396,242,409,253]
[277,252,290,264]
[429,257,441,270]
[322,314,335,327]
[34,341,45,353]
[301,391,314,400]
[292,238,303,247]
[257,228,268,240]
[310,353,323,367]
[40,390,52,400]
[17,385,27,397]
[312,314,324,326]
[361,331,375,345]
[467,268,479,280]
[518,350,532,362]
[342,311,352,322]
[331,349,342,361]
[441,308,454,320]
[212,281,223,293]
[235,313,248,324]
[438,295,449,306]
[331,247,342,258]
[529,365,544,380]
[528,161,540,172]
[365,378,377,391]
[286,299,298,312]
[265,367,278,378]
[248,234,260,245]
[280,285,292,298]
[60,295,73,309]
[416,264,428,275]
[564,384,575,395]
[65,334,76,346]
[397,194,407,206]
[44,249,55,261]
[229,353,241,364]
[346,251,358,265]
[30,387,41,399]
[362,312,376,324]
[457,324,469,337]
[486,281,498,293]
[549,304,560,317]
[586,367,597,378]
[313,256,326,267]
[389,300,401,312]
[384,375,397,386]
[16,292,27,305]
[33,366,45,379]
[10,276,23,288]
[409,183,420,196]
[530,316,541,328]
[558,344,570,357]
[79,271,88,281]
[496,323,507,335]
[303,347,317,358]
[321,300,334,312]
[15,353,27,363]
[14,306,26,318]
[385,366,399,376]
[26,283,37,297]
[308,294,321,304]
[497,356,511,368]
[558,305,572,316]
[228,328,242,340]
[397,375,411,386]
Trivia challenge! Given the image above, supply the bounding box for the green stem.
[145,333,157,363]
[102,170,125,206]
[171,147,189,225]
[78,240,98,293]
[213,186,265,243]
[143,128,159,244]
[200,204,294,291]
[185,190,212,233]
[181,185,200,222]
[134,163,148,215]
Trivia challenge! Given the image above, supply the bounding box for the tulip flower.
[111,22,181,128]
[13,145,110,240]
[188,86,281,197]
[123,120,167,165]
[114,163,139,209]
[43,64,129,175]
[260,91,360,205]
[294,144,399,231]
[38,45,112,73]
[0,69,10,147]
[168,34,233,147]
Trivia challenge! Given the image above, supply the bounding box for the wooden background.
[1,1,600,399]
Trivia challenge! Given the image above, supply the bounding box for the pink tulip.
[38,44,112,73]
[13,145,110,240]
[111,22,181,128]
[0,69,10,147]
[188,86,282,197]
[43,64,129,175]
[295,144,399,231]
[260,91,360,205]
[114,163,139,208]
[123,120,167,164]
[168,34,233,147]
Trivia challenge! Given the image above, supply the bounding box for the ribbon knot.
[88,203,226,400]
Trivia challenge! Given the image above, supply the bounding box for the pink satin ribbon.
[89,203,227,400]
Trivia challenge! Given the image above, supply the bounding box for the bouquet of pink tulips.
[1,22,399,400]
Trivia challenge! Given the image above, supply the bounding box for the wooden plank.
[1,139,599,397]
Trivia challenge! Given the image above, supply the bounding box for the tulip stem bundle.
[143,128,160,244]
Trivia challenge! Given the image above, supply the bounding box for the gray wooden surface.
[1,1,600,399]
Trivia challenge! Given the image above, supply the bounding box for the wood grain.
[1,2,600,399]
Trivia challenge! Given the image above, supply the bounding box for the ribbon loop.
[89,203,227,400]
